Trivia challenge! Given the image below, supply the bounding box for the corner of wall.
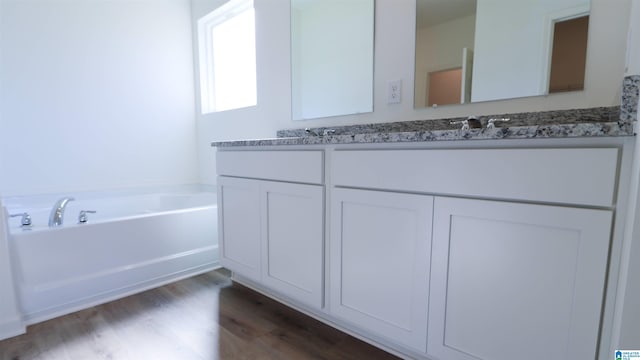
[613,5,640,344]
[0,204,24,341]
[615,95,640,349]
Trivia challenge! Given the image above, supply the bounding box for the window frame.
[197,0,256,114]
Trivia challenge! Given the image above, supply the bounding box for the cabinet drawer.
[332,148,618,207]
[217,150,323,184]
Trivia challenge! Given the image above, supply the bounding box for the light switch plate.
[388,80,402,104]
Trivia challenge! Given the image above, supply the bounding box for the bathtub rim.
[4,185,217,234]
[7,204,217,235]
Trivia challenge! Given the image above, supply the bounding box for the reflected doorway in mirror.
[548,15,589,93]
[428,67,462,107]
[414,0,591,108]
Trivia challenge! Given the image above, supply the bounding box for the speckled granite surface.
[276,106,622,137]
[211,106,634,147]
[212,123,632,147]
[622,75,640,123]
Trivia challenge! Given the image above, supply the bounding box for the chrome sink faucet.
[49,197,75,227]
[487,118,510,129]
[305,128,336,137]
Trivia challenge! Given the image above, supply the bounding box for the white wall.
[0,203,23,339]
[193,0,631,185]
[0,0,199,197]
[415,14,476,108]
[616,0,640,349]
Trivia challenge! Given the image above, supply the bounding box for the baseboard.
[0,317,25,341]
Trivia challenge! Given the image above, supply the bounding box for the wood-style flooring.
[0,269,399,360]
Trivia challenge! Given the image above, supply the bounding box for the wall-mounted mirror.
[414,0,590,108]
[291,0,374,121]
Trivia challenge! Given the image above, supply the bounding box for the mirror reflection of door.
[426,47,473,107]
[548,15,589,93]
[414,0,476,108]
[427,68,462,107]
[414,0,591,107]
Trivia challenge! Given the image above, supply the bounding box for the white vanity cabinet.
[216,143,624,360]
[217,177,262,282]
[330,188,432,352]
[331,146,620,359]
[428,197,612,360]
[217,150,324,309]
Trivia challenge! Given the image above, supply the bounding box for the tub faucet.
[10,213,32,228]
[49,197,75,227]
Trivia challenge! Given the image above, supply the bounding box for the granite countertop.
[211,106,635,147]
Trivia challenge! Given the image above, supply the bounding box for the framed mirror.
[414,0,590,108]
[291,0,374,121]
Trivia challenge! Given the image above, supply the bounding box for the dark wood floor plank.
[0,333,44,360]
[100,296,207,360]
[0,270,399,360]
[23,320,69,360]
[56,309,128,360]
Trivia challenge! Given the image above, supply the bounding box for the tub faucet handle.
[10,212,32,227]
[78,210,97,224]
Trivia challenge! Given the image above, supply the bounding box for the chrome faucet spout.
[49,197,75,227]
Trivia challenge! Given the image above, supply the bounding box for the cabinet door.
[330,188,433,352]
[261,181,324,309]
[217,177,261,282]
[429,197,612,360]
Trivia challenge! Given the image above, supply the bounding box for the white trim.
[0,318,25,341]
[608,94,640,354]
[0,205,24,341]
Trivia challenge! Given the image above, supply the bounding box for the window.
[198,0,257,114]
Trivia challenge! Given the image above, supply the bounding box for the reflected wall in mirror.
[291,0,374,121]
[414,0,590,108]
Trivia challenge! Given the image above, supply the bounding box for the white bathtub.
[4,190,219,324]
